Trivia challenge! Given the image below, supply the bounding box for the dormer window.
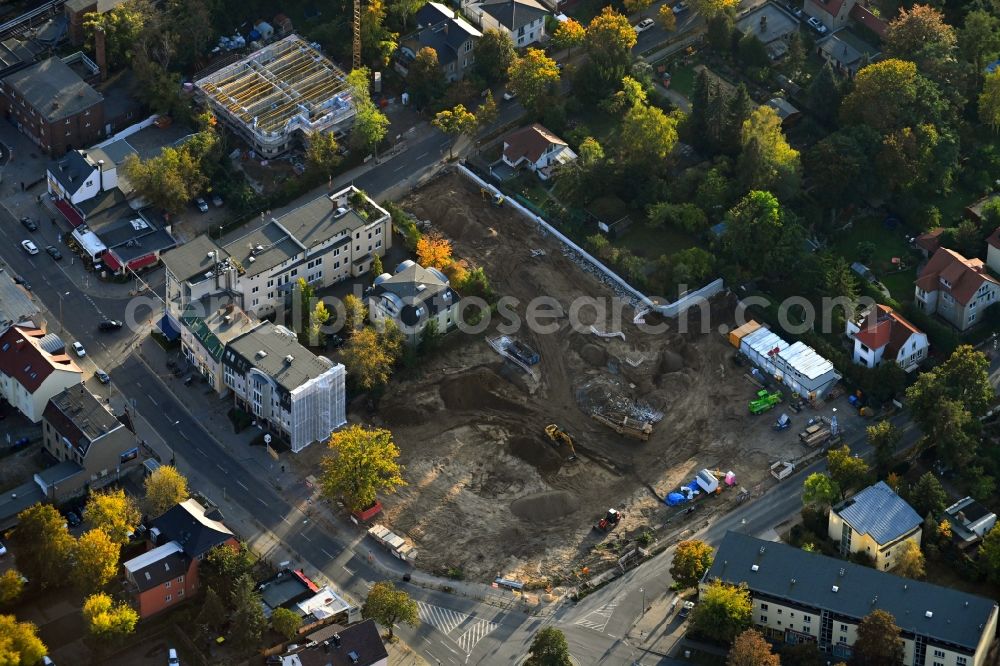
[940,277,951,288]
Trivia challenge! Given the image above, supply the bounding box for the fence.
[94,114,161,149]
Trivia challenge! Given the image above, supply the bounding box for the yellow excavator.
[544,424,577,462]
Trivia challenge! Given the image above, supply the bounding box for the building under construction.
[194,35,355,156]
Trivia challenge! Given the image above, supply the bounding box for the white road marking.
[179,432,190,441]
[416,601,468,635]
[301,533,312,542]
[573,601,619,633]
[216,464,226,472]
[417,151,429,159]
[195,447,207,457]
[343,565,354,575]
[394,163,406,172]
[321,548,335,559]
[256,497,267,506]
[236,480,249,491]
[146,394,158,406]
[455,619,498,654]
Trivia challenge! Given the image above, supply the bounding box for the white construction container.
[739,326,789,376]
[776,341,840,399]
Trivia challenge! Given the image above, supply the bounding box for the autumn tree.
[893,540,925,579]
[306,132,343,178]
[657,4,677,31]
[827,445,870,498]
[83,0,151,71]
[83,593,138,641]
[342,325,402,393]
[416,232,454,269]
[408,47,446,107]
[201,543,256,605]
[121,146,209,215]
[624,0,652,17]
[525,627,572,666]
[231,574,266,647]
[320,425,405,511]
[980,70,1000,132]
[11,504,74,589]
[432,104,478,158]
[620,100,679,163]
[727,629,779,666]
[477,91,498,128]
[670,540,715,588]
[0,570,23,606]
[738,106,800,198]
[341,293,369,337]
[361,0,397,66]
[0,615,46,665]
[853,610,904,666]
[551,18,585,55]
[840,59,946,134]
[802,472,840,508]
[143,465,189,518]
[691,581,752,643]
[84,488,142,545]
[474,29,516,84]
[271,607,303,641]
[580,7,636,97]
[362,581,419,639]
[689,0,738,18]
[508,48,560,116]
[74,529,121,593]
[884,4,956,79]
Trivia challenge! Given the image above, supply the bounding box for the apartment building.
[370,260,461,345]
[828,481,923,571]
[915,248,1000,331]
[703,532,998,666]
[0,326,83,422]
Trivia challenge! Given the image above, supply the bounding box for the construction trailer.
[728,319,763,348]
[739,326,789,376]
[367,524,418,563]
[739,324,841,400]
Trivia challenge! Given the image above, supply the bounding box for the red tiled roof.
[808,0,846,18]
[987,226,1000,251]
[915,248,1000,305]
[0,326,81,393]
[503,123,567,165]
[850,3,888,39]
[854,304,923,357]
[915,228,943,254]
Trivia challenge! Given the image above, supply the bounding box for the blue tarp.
[666,492,686,506]
[158,313,181,341]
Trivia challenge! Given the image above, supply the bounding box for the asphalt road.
[632,8,703,56]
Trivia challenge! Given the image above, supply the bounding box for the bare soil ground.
[322,171,816,584]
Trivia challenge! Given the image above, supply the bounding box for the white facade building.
[0,326,82,422]
[369,260,461,345]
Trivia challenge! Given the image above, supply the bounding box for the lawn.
[879,268,917,305]
[828,215,914,274]
[618,222,697,260]
[666,64,696,98]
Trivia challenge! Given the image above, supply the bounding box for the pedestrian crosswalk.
[574,601,618,633]
[416,601,499,655]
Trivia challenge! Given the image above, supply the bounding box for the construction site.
[345,171,862,586]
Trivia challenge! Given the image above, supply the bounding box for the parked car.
[211,194,224,207]
[20,240,38,255]
[65,512,81,527]
[633,18,654,32]
[807,16,827,33]
[168,648,180,665]
[0,540,7,556]
[98,320,124,331]
[95,369,111,384]
[784,1,802,17]
[679,600,695,618]
[19,217,37,231]
[502,89,517,101]
[195,197,209,213]
[72,341,86,357]
[45,245,62,260]
[672,1,688,13]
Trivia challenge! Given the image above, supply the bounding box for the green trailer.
[749,389,783,414]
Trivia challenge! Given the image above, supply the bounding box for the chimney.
[97,159,104,191]
[95,27,108,81]
[759,15,767,31]
[332,634,342,648]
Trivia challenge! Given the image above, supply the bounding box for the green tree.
[802,473,840,507]
[691,580,752,643]
[388,0,424,30]
[672,247,715,284]
[624,0,652,16]
[271,607,303,641]
[803,127,879,208]
[670,540,715,588]
[83,0,151,71]
[348,68,390,155]
[960,9,1000,72]
[477,91,498,128]
[867,420,901,478]
[371,254,384,280]
[706,12,734,51]
[980,525,1000,583]
[201,543,255,606]
[195,586,227,634]
[474,29,516,84]
[827,445,870,498]
[165,0,213,70]
[908,472,948,519]
[84,488,142,545]
[306,132,343,178]
[121,145,209,215]
[822,254,858,303]
[0,570,23,606]
[728,628,780,666]
[231,574,266,647]
[362,581,419,639]
[840,59,946,134]
[320,425,406,511]
[82,593,138,641]
[361,0,397,67]
[11,504,74,589]
[143,465,189,518]
[0,615,46,665]
[737,33,770,69]
[853,610,904,666]
[806,62,843,125]
[581,7,637,98]
[74,529,121,593]
[784,31,804,76]
[723,84,754,155]
[884,4,956,78]
[893,540,925,579]
[980,70,1000,132]
[722,190,803,278]
[525,626,572,665]
[432,104,478,158]
[689,0,738,18]
[738,106,800,198]
[408,47,446,108]
[954,219,983,256]
[620,100,678,163]
[508,48,560,116]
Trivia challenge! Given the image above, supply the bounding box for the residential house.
[702,532,998,666]
[845,304,928,372]
[915,247,1000,331]
[497,123,577,180]
[0,326,82,422]
[828,481,922,571]
[0,268,41,334]
[734,4,799,60]
[987,226,1000,275]
[945,497,997,551]
[39,384,139,501]
[46,139,136,208]
[123,498,238,618]
[65,0,129,45]
[0,56,105,156]
[398,3,482,83]
[817,32,864,76]
[162,186,391,324]
[914,227,944,259]
[180,300,261,394]
[369,260,461,345]
[766,97,801,125]
[274,619,388,666]
[849,3,887,39]
[803,0,854,32]
[222,322,347,453]
[463,0,549,47]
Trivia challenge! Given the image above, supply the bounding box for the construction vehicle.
[594,508,622,532]
[591,411,653,441]
[480,187,504,206]
[799,423,833,448]
[773,413,791,431]
[544,424,577,461]
[749,389,782,414]
[509,339,539,366]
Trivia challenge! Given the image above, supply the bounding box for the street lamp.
[640,587,645,615]
[58,291,70,333]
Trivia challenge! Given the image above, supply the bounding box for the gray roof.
[0,480,44,530]
[46,383,122,443]
[479,0,549,31]
[408,4,481,65]
[48,150,95,195]
[374,262,457,326]
[160,235,227,284]
[181,300,261,362]
[0,268,40,329]
[707,532,997,652]
[3,57,102,122]
[35,460,84,486]
[226,322,337,392]
[65,0,128,14]
[87,140,137,169]
[819,33,862,66]
[222,221,302,277]
[833,481,922,544]
[274,193,377,251]
[259,569,314,612]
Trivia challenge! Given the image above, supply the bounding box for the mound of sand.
[510,490,579,523]
[439,367,521,412]
[509,436,563,474]
[579,344,607,367]
[660,350,684,373]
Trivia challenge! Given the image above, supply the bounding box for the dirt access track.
[360,171,809,584]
